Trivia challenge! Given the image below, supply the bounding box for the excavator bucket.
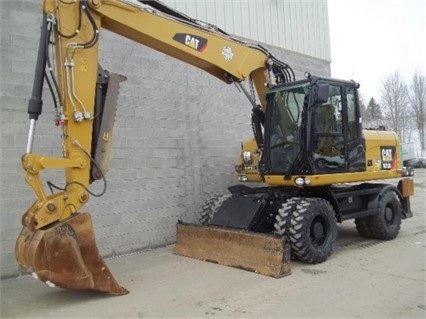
[15,212,128,295]
[174,223,291,278]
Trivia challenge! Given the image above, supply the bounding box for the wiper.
[284,149,302,180]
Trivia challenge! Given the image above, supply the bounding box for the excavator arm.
[16,0,294,295]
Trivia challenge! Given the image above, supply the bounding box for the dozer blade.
[174,223,291,278]
[15,212,128,295]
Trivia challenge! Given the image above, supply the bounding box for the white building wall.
[164,0,331,62]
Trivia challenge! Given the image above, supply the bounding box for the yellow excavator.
[16,0,413,295]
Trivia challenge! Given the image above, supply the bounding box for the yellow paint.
[80,58,88,72]
[102,132,109,142]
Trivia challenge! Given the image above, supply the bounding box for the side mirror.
[315,84,329,104]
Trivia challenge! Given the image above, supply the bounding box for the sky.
[328,0,426,102]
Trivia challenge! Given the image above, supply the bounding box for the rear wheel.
[276,197,337,264]
[355,190,401,240]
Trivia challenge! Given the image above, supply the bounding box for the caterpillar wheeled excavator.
[17,0,413,295]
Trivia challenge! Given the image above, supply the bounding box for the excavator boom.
[17,0,294,294]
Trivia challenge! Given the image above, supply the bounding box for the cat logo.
[380,146,396,170]
[173,33,208,52]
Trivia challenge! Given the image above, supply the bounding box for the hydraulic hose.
[27,14,48,121]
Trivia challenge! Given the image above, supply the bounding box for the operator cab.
[261,76,366,177]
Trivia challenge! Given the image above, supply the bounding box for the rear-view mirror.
[316,84,329,104]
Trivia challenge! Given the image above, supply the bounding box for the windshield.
[265,83,309,173]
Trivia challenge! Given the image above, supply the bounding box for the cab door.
[311,82,365,173]
[311,83,346,172]
[343,85,366,172]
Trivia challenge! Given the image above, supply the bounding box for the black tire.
[198,194,231,225]
[287,198,337,264]
[354,217,374,238]
[274,197,302,260]
[274,197,300,235]
[355,190,401,240]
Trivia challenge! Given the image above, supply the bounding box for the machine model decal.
[222,46,234,61]
[173,33,207,52]
[380,146,396,170]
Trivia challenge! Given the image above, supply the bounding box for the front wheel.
[287,198,337,264]
[198,194,231,225]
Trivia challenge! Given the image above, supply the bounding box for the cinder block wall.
[0,0,330,278]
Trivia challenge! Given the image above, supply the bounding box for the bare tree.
[380,71,410,141]
[408,71,426,156]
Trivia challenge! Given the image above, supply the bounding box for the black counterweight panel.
[211,197,265,230]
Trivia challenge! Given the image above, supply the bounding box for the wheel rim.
[310,215,328,247]
[384,206,394,224]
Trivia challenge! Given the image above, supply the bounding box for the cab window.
[346,87,358,140]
